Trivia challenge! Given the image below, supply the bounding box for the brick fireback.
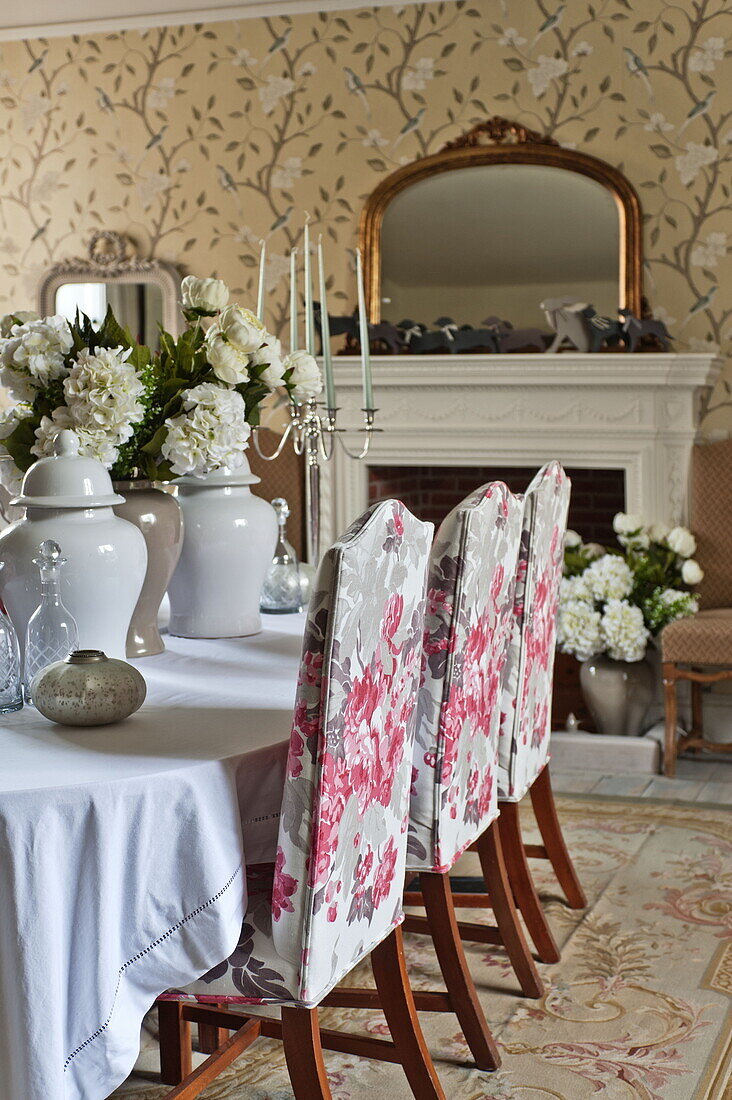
[367,465,625,546]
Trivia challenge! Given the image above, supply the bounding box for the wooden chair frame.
[405,765,585,967]
[662,661,732,777]
[159,925,446,1100]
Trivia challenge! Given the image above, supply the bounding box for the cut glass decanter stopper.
[260,498,303,614]
[24,539,79,705]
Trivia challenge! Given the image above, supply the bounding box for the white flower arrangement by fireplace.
[557,513,702,663]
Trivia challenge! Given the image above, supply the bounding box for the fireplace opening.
[367,465,626,546]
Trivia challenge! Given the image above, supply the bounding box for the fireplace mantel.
[320,352,722,551]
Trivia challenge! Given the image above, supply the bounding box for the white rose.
[251,336,286,389]
[583,542,605,560]
[649,521,670,543]
[180,276,229,314]
[564,529,582,549]
[205,331,251,385]
[217,305,265,353]
[284,349,322,400]
[667,526,696,558]
[612,512,644,536]
[681,559,704,585]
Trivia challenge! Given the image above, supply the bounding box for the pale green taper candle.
[303,219,315,356]
[356,248,374,410]
[289,247,298,352]
[256,239,266,322]
[317,237,336,410]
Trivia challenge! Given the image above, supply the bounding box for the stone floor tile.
[643,776,706,801]
[695,782,732,805]
[590,774,654,797]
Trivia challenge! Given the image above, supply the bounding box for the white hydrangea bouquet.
[0,275,321,486]
[558,513,702,663]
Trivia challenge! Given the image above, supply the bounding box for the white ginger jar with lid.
[0,430,147,660]
[167,460,277,638]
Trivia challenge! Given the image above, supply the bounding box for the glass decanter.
[24,540,79,705]
[0,603,22,713]
[260,498,303,614]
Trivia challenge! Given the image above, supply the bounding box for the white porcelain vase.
[0,431,147,661]
[167,461,278,638]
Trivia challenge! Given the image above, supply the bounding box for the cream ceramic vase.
[0,431,147,661]
[579,654,655,736]
[167,461,278,638]
[113,481,184,658]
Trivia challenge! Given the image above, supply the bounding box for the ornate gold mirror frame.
[38,231,183,335]
[359,117,643,323]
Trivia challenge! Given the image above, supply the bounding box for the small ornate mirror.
[360,117,642,329]
[38,232,182,343]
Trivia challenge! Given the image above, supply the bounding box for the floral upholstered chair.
[495,461,586,965]
[403,483,542,1071]
[157,500,445,1100]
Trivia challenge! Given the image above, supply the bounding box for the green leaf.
[3,418,38,472]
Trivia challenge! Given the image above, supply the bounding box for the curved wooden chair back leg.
[281,1007,333,1100]
[530,765,586,909]
[476,820,544,996]
[497,802,560,965]
[371,926,447,1100]
[420,871,500,1070]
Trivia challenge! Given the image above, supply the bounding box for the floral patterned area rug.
[114,795,732,1100]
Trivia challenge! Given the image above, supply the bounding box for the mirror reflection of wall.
[54,281,164,346]
[380,164,621,330]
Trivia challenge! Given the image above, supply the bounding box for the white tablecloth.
[0,613,306,1100]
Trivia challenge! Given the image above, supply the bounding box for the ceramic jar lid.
[11,430,125,509]
[174,459,261,488]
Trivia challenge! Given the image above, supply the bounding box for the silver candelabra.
[253,400,378,565]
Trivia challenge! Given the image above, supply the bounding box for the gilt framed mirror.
[360,117,643,329]
[38,231,183,344]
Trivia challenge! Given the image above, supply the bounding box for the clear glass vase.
[0,606,22,714]
[24,540,79,705]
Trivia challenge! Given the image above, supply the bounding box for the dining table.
[0,611,307,1100]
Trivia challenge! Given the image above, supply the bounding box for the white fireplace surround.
[320,352,722,549]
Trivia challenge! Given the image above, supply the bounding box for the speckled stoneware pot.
[32,650,147,727]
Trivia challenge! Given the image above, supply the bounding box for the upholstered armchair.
[662,439,732,777]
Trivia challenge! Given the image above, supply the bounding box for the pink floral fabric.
[498,462,570,802]
[161,500,432,1008]
[408,483,523,873]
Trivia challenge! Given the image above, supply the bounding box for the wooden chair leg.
[371,925,447,1098]
[691,676,704,740]
[199,1013,228,1054]
[420,871,500,1070]
[530,764,586,910]
[498,802,560,966]
[663,662,679,778]
[476,820,544,997]
[281,1007,333,1100]
[158,1001,193,1086]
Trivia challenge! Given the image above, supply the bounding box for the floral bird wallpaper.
[0,0,729,431]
